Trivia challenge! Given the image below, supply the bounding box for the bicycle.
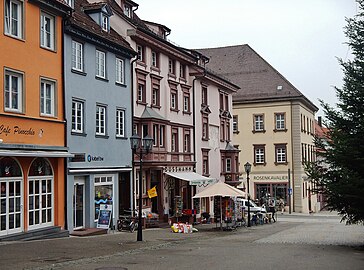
[117,209,139,232]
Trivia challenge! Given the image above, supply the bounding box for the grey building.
[64,0,135,232]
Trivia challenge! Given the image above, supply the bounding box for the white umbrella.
[193,181,245,230]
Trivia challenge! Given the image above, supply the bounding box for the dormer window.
[124,5,131,17]
[101,14,109,32]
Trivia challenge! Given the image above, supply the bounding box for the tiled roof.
[66,0,134,53]
[197,45,318,111]
[140,107,167,121]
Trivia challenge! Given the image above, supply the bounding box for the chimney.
[318,116,322,127]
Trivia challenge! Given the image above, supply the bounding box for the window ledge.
[274,128,288,133]
[252,129,266,134]
[170,108,179,113]
[275,162,288,166]
[136,61,147,67]
[116,136,128,140]
[71,69,87,76]
[115,82,127,87]
[168,73,176,79]
[254,162,266,166]
[137,101,148,106]
[151,104,161,109]
[233,131,240,134]
[202,137,209,141]
[71,132,87,137]
[179,77,187,83]
[95,76,109,82]
[150,66,160,73]
[182,111,191,115]
[95,134,109,139]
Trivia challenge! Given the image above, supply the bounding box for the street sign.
[288,188,293,195]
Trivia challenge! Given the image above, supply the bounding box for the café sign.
[0,124,36,136]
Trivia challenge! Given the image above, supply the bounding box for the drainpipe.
[130,56,138,212]
[290,101,295,212]
[62,18,68,231]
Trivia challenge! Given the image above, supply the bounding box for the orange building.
[0,0,71,238]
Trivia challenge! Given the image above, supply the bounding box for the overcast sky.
[135,0,358,115]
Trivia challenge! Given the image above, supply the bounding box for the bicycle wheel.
[117,220,123,232]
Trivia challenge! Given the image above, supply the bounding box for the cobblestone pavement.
[1,213,363,270]
[256,212,364,246]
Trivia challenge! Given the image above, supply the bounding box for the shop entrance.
[28,158,54,230]
[73,177,85,229]
[0,157,23,236]
[0,180,23,236]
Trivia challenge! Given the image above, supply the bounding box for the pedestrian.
[268,199,276,222]
[279,198,285,214]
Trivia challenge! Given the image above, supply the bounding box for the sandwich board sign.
[97,204,112,229]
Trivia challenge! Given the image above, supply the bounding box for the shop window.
[29,158,53,176]
[94,176,113,220]
[0,157,22,177]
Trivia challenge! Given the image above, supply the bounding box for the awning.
[193,181,246,198]
[164,171,215,186]
[0,149,73,158]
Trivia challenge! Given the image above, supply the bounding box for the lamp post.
[244,162,252,227]
[130,133,153,242]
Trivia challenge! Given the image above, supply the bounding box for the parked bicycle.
[117,209,139,232]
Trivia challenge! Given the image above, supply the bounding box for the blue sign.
[288,188,293,195]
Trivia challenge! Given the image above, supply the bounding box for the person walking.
[279,198,285,214]
[268,199,276,222]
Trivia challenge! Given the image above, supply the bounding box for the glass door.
[0,180,22,236]
[73,178,85,229]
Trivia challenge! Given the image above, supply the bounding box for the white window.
[136,45,143,62]
[168,59,175,74]
[254,115,264,131]
[151,51,158,67]
[275,113,285,130]
[137,84,144,102]
[159,125,164,147]
[96,50,106,78]
[116,109,125,137]
[40,12,55,50]
[276,145,287,163]
[226,158,231,172]
[4,70,23,112]
[4,0,23,39]
[233,115,238,133]
[183,95,189,112]
[115,58,124,84]
[71,100,84,133]
[124,5,131,17]
[96,105,106,135]
[255,148,265,164]
[40,79,55,116]
[171,92,177,109]
[101,14,108,31]
[72,40,83,71]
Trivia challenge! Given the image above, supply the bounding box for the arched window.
[0,157,22,177]
[29,158,53,176]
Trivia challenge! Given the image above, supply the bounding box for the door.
[28,177,53,229]
[0,180,23,236]
[73,178,85,229]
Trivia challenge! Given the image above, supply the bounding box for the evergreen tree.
[307,0,364,224]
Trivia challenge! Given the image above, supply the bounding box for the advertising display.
[97,204,113,229]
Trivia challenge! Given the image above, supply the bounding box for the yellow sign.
[147,186,158,198]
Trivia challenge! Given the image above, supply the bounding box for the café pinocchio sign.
[0,124,38,137]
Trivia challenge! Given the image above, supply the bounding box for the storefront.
[67,168,132,232]
[163,169,215,223]
[0,153,70,237]
[252,174,289,205]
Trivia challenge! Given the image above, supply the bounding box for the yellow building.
[199,45,319,213]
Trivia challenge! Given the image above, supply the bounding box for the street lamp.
[244,162,252,227]
[130,133,153,241]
